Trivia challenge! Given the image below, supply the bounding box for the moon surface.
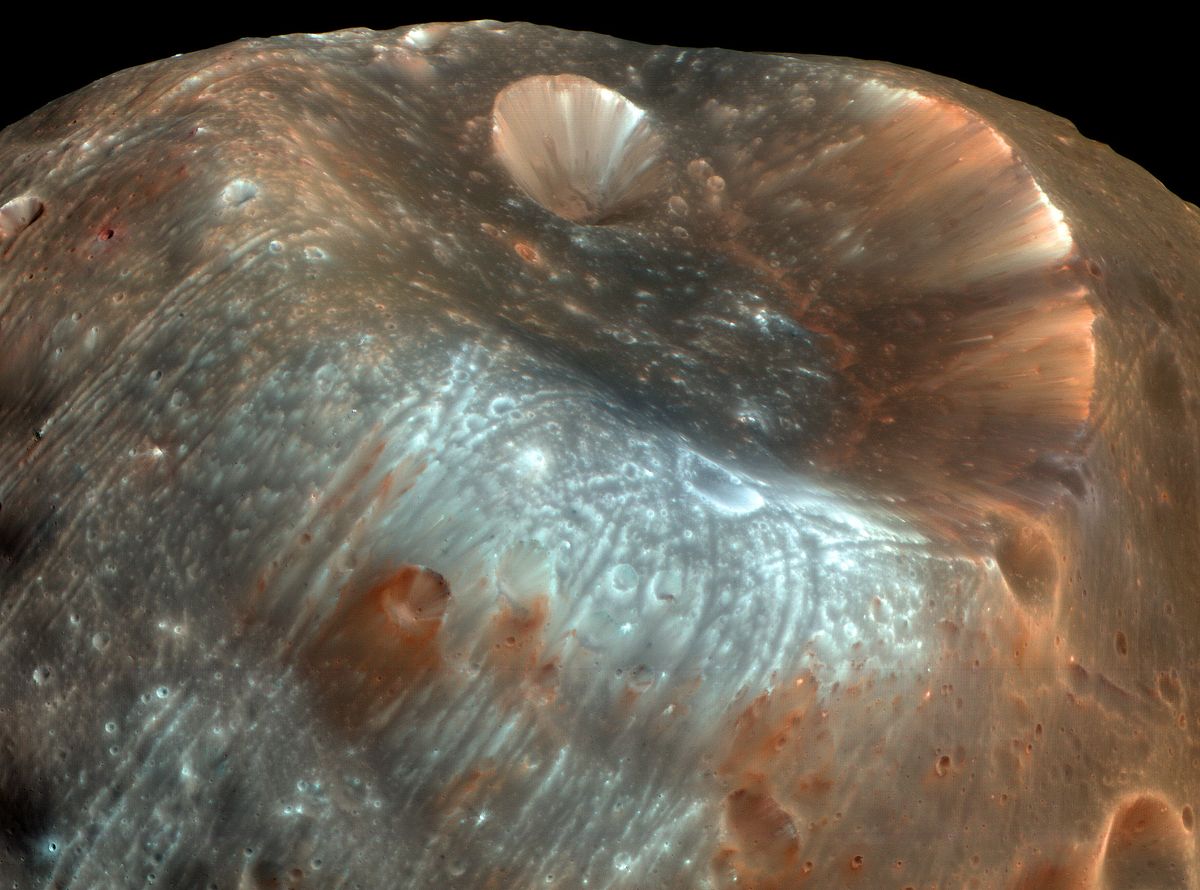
[1,21,1198,890]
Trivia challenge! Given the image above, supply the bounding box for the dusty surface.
[1,20,1198,889]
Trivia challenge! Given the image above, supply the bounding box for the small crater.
[610,563,638,592]
[403,24,449,51]
[221,179,258,206]
[513,241,539,264]
[0,195,44,237]
[1100,795,1193,889]
[686,455,765,516]
[492,74,663,224]
[1157,671,1182,707]
[306,564,451,724]
[994,524,1058,609]
[723,787,800,876]
[1115,630,1128,656]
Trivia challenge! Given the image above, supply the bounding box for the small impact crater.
[306,563,451,724]
[1100,795,1194,890]
[0,195,44,238]
[717,785,801,887]
[492,73,663,224]
[221,179,259,207]
[994,523,1058,609]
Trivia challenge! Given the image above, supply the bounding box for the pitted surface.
[1,21,1198,890]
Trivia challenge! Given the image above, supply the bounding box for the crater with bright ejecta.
[0,195,43,239]
[685,454,766,516]
[0,20,1196,890]
[492,73,665,225]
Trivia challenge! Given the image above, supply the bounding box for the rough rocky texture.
[1,20,1198,890]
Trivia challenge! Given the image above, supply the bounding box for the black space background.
[2,9,1194,203]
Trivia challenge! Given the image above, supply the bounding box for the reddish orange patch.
[711,676,823,888]
[513,241,540,264]
[727,785,800,863]
[714,782,803,890]
[307,564,450,722]
[793,773,834,799]
[617,683,643,715]
[486,595,558,702]
[322,438,388,515]
[719,676,817,778]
